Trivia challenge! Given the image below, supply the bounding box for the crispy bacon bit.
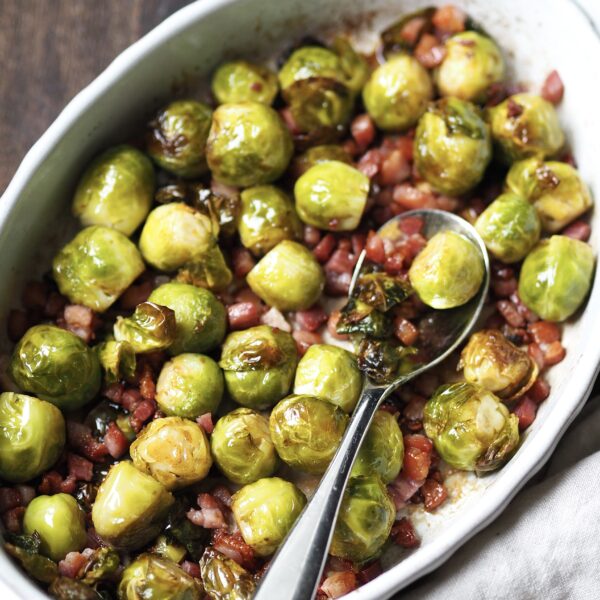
[513,396,537,430]
[313,234,337,263]
[357,148,382,179]
[542,340,566,366]
[295,305,327,332]
[139,366,156,402]
[228,302,262,330]
[320,571,358,598]
[414,33,446,69]
[260,307,291,332]
[211,485,233,508]
[529,378,551,404]
[357,561,383,584]
[14,486,35,507]
[421,478,448,511]
[497,299,526,328]
[67,453,94,482]
[212,530,258,571]
[325,270,353,297]
[187,494,227,529]
[60,475,77,495]
[7,309,28,343]
[130,399,157,432]
[528,342,546,371]
[402,434,433,481]
[38,471,64,495]
[387,475,424,509]
[304,226,322,248]
[197,413,214,434]
[432,4,466,34]
[120,388,143,411]
[231,248,256,279]
[491,276,517,298]
[351,114,376,152]
[365,231,385,264]
[391,517,421,548]
[2,507,25,534]
[541,70,564,104]
[181,561,201,578]
[293,330,323,356]
[103,382,124,404]
[399,16,429,47]
[528,321,560,345]
[62,304,96,343]
[562,220,591,242]
[507,98,524,118]
[379,150,411,186]
[104,422,129,459]
[326,310,348,341]
[392,184,436,210]
[393,316,419,346]
[58,552,87,579]
[119,280,153,311]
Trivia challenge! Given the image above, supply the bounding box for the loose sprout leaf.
[380,7,436,54]
[97,340,136,384]
[81,547,120,586]
[336,299,390,339]
[176,245,233,292]
[49,576,104,600]
[5,533,58,584]
[165,499,211,561]
[354,272,412,312]
[200,547,256,600]
[332,36,370,93]
[5,531,43,553]
[356,339,418,384]
[219,332,287,372]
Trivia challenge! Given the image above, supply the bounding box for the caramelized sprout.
[114,302,177,353]
[200,548,256,600]
[212,60,278,105]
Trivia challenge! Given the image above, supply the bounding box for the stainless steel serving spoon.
[254,209,490,600]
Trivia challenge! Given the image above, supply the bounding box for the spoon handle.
[254,384,390,600]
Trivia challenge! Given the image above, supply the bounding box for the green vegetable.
[147,99,213,178]
[164,499,210,561]
[97,339,136,384]
[518,235,595,322]
[363,54,433,131]
[231,477,306,556]
[354,272,412,312]
[23,494,86,562]
[269,394,348,474]
[50,578,102,599]
[291,144,352,177]
[294,161,370,231]
[336,299,390,339]
[0,392,64,483]
[72,145,155,236]
[293,344,362,413]
[156,353,224,418]
[4,532,58,584]
[219,325,297,410]
[475,192,541,263]
[92,461,174,550]
[206,102,293,187]
[211,408,278,484]
[148,282,227,355]
[10,324,101,410]
[355,338,418,385]
[330,476,395,563]
[200,548,256,600]
[114,302,177,353]
[53,225,145,312]
[131,417,213,490]
[150,535,187,564]
[414,97,492,196]
[408,230,484,309]
[247,240,325,311]
[80,546,121,586]
[423,382,520,471]
[212,60,278,105]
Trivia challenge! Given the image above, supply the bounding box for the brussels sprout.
[211,408,278,484]
[10,324,101,410]
[206,102,293,187]
[23,494,86,561]
[435,31,505,103]
[80,546,121,586]
[414,98,492,196]
[219,325,297,410]
[486,93,565,163]
[148,282,227,355]
[291,144,352,177]
[92,461,174,549]
[147,99,212,178]
[72,145,155,236]
[239,185,303,256]
[336,299,390,339]
[460,329,538,401]
[363,54,433,131]
[408,231,485,309]
[50,578,101,599]
[150,535,187,564]
[505,158,593,232]
[0,393,65,483]
[352,410,404,483]
[353,271,412,312]
[231,477,306,556]
[294,161,370,231]
[356,338,418,385]
[114,302,177,354]
[423,382,520,471]
[176,247,233,292]
[247,240,325,311]
[4,532,58,584]
[97,339,137,384]
[269,394,348,474]
[331,36,370,94]
[200,548,256,600]
[165,499,211,562]
[156,353,224,419]
[380,7,436,55]
[118,553,202,600]
[53,226,145,312]
[293,344,362,413]
[131,417,212,490]
[518,235,595,322]
[330,475,395,563]
[475,193,541,263]
[212,60,278,105]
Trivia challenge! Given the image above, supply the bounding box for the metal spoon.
[254,209,490,600]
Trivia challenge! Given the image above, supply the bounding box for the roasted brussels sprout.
[331,35,370,94]
[355,338,418,385]
[97,339,136,384]
[505,158,593,232]
[155,353,224,419]
[206,102,293,187]
[23,494,86,561]
[200,547,256,600]
[239,185,303,256]
[247,240,325,311]
[147,99,212,178]
[475,192,541,263]
[148,282,227,355]
[435,31,505,103]
[114,302,177,354]
[4,532,58,584]
[212,60,278,105]
[293,344,362,413]
[291,144,352,177]
[269,394,348,473]
[92,461,174,549]
[518,235,595,322]
[363,54,433,131]
[330,475,395,563]
[460,329,538,401]
[278,45,346,90]
[0,393,65,483]
[53,226,145,312]
[408,231,485,309]
[150,535,187,564]
[231,477,306,556]
[10,324,101,410]
[352,410,404,483]
[486,93,565,163]
[118,553,202,600]
[423,382,520,471]
[131,417,212,490]
[72,145,155,236]
[294,161,370,231]
[211,408,278,484]
[414,98,492,196]
[219,325,297,410]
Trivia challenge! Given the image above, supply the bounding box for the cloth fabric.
[402,394,600,600]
